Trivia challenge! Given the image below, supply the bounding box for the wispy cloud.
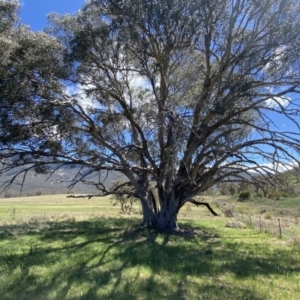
[65,83,98,112]
[257,160,298,174]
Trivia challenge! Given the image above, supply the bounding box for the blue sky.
[20,0,84,31]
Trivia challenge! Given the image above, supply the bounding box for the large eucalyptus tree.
[2,0,300,230]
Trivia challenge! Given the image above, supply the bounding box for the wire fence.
[234,213,300,241]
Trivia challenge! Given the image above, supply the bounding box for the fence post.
[278,218,282,238]
[259,217,262,231]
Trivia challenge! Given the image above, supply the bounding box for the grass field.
[0,195,300,299]
[0,194,221,222]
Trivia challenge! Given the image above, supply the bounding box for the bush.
[281,192,289,198]
[228,184,237,195]
[224,208,234,217]
[35,190,44,196]
[4,190,21,198]
[264,212,273,219]
[267,191,281,200]
[238,190,251,201]
[255,192,263,198]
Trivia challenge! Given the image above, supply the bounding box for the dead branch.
[187,199,219,216]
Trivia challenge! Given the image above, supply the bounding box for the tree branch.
[187,198,219,216]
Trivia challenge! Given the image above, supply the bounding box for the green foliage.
[238,190,251,201]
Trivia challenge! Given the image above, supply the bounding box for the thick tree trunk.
[139,190,158,226]
[157,207,178,230]
[138,184,181,230]
[157,196,179,230]
[139,193,180,230]
[141,200,157,226]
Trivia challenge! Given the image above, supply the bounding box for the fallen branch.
[188,199,219,216]
[66,194,99,199]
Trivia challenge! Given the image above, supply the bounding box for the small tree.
[238,182,251,193]
[218,183,230,195]
[228,184,237,196]
[110,181,139,214]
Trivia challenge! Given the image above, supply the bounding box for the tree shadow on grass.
[0,218,299,299]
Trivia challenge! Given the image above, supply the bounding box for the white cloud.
[264,96,290,108]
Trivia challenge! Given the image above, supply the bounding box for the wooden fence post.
[259,217,262,231]
[278,218,282,238]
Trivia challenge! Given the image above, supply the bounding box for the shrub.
[267,191,281,200]
[224,208,234,217]
[4,190,21,198]
[255,192,263,198]
[281,192,289,198]
[228,184,237,195]
[264,212,273,219]
[34,190,44,196]
[238,190,251,201]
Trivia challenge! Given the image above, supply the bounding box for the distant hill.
[0,165,123,197]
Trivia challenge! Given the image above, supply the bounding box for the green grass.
[0,195,300,299]
[0,195,120,221]
[0,194,220,221]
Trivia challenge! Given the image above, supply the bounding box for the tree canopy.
[1,0,300,229]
